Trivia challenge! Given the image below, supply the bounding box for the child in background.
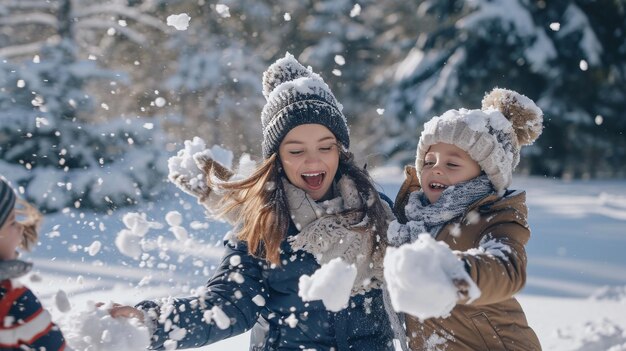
[0,178,66,350]
[386,88,542,350]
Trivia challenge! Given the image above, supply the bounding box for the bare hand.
[97,302,145,322]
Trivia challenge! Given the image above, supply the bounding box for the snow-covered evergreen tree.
[159,1,267,155]
[0,0,167,212]
[383,0,626,178]
[160,0,420,158]
[295,0,421,157]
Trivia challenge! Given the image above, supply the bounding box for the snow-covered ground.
[18,167,626,350]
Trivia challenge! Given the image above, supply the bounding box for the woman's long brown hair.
[207,150,389,265]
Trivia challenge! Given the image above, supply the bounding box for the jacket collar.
[0,259,33,280]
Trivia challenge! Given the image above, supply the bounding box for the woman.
[109,53,404,350]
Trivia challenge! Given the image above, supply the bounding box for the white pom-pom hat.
[415,88,544,192]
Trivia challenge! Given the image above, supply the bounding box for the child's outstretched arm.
[110,239,269,350]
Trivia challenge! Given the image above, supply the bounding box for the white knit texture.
[416,108,518,192]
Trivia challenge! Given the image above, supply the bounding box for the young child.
[109,53,405,350]
[0,178,66,350]
[387,88,543,350]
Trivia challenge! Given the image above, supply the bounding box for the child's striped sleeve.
[0,280,66,350]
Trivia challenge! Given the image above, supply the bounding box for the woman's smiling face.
[421,143,482,204]
[278,124,340,201]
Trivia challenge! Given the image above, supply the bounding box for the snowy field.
[18,167,626,350]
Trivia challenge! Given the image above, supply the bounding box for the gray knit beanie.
[0,178,16,228]
[261,53,350,158]
[415,88,543,192]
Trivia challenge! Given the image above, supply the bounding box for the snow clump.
[384,234,480,320]
[298,257,356,312]
[61,302,150,351]
[166,13,191,30]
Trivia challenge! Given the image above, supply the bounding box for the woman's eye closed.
[288,150,303,155]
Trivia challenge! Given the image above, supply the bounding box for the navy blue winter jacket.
[137,199,396,350]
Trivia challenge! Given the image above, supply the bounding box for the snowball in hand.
[62,302,150,351]
[298,257,356,312]
[384,234,480,320]
[167,137,234,193]
[166,13,191,30]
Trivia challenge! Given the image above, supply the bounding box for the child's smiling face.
[0,209,23,260]
[421,143,482,204]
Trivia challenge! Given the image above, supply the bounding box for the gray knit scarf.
[0,259,33,281]
[388,174,495,246]
[284,175,391,295]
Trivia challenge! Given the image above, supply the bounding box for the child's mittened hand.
[194,152,234,183]
[452,277,473,301]
[169,170,208,199]
[167,140,232,202]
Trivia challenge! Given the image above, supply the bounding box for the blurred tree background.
[0,0,624,211]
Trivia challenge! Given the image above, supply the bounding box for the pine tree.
[0,0,167,211]
[158,1,420,159]
[158,1,268,155]
[383,0,626,178]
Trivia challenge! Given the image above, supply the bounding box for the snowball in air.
[167,13,191,31]
[55,289,71,313]
[115,229,143,259]
[350,4,362,17]
[154,97,166,107]
[215,4,230,18]
[252,294,266,306]
[334,55,346,66]
[203,305,230,329]
[165,211,183,227]
[298,257,356,312]
[87,240,101,256]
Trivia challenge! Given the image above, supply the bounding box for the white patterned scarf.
[388,174,495,246]
[285,175,392,295]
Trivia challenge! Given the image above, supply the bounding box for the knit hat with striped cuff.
[0,178,16,228]
[260,53,350,159]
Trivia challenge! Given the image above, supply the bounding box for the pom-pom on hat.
[260,52,350,158]
[0,178,16,228]
[415,88,543,192]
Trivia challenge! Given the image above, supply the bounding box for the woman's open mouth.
[302,171,326,189]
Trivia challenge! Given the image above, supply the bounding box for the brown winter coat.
[394,166,541,351]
